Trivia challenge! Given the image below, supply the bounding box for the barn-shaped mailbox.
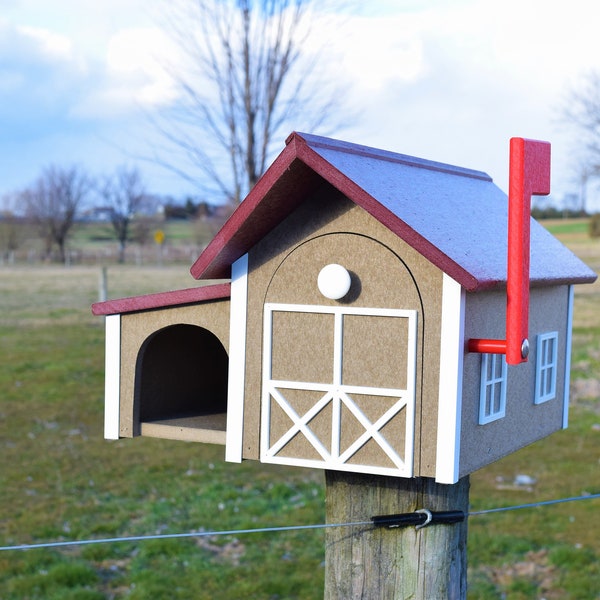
[92,132,596,484]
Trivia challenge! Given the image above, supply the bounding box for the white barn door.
[261,303,417,477]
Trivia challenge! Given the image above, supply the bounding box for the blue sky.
[2,0,600,209]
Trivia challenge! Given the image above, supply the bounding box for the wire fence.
[1,492,598,553]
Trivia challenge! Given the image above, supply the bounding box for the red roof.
[190,132,596,291]
[92,282,230,316]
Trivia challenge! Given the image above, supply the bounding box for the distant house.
[93,132,596,484]
[79,207,113,222]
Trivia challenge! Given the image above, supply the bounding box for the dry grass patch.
[0,265,214,327]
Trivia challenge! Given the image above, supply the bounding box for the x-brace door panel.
[261,303,417,477]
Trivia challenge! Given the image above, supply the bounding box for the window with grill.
[479,353,507,424]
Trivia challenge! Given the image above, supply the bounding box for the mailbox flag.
[507,137,551,364]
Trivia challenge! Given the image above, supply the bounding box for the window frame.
[535,331,558,404]
[478,352,507,425]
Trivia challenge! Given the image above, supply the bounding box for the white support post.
[563,285,575,429]
[104,314,121,440]
[225,253,249,462]
[435,274,465,484]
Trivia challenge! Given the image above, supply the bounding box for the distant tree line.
[531,206,590,220]
[162,198,224,221]
[0,164,225,264]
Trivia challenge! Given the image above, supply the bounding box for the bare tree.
[155,0,343,204]
[100,167,153,263]
[561,70,600,212]
[22,165,92,263]
[131,214,160,248]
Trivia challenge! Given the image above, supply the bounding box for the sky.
[2,0,600,210]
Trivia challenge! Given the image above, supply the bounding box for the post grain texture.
[325,472,469,599]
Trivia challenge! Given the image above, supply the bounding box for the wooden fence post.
[324,472,470,600]
[99,266,108,303]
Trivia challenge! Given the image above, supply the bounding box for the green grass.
[0,320,326,598]
[0,268,325,598]
[70,220,200,246]
[0,223,599,599]
[466,404,600,599]
[541,218,590,236]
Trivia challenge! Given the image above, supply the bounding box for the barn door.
[261,303,417,477]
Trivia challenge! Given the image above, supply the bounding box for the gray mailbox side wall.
[459,285,571,477]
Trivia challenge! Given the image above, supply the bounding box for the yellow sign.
[154,229,165,245]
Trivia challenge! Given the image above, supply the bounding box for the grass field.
[4,218,217,267]
[0,221,599,599]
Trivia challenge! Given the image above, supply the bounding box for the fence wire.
[1,492,598,553]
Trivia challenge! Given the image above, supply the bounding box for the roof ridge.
[290,131,492,182]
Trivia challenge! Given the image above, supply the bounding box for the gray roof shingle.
[191,132,597,291]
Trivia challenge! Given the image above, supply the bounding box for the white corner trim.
[562,285,575,429]
[435,274,465,484]
[225,253,249,462]
[104,314,121,440]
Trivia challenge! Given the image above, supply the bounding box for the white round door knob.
[317,263,351,300]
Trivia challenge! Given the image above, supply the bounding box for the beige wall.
[242,185,445,477]
[119,299,231,438]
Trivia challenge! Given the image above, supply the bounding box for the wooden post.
[99,266,108,303]
[325,472,470,600]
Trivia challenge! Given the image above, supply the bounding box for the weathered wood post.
[325,472,470,599]
[99,266,108,302]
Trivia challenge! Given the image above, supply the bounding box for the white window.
[479,353,507,424]
[535,332,558,404]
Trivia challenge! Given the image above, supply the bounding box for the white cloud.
[105,27,178,107]
[0,19,89,133]
[319,0,600,206]
[327,13,428,91]
[0,1,174,118]
[18,24,75,63]
[69,26,180,119]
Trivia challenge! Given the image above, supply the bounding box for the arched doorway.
[134,324,229,443]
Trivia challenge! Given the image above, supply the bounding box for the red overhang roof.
[91,282,231,316]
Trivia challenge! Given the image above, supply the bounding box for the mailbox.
[93,132,596,483]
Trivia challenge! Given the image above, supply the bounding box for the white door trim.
[261,303,417,477]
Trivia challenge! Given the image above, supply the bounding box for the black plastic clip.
[371,509,465,530]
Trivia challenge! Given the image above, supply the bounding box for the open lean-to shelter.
[92,132,596,484]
